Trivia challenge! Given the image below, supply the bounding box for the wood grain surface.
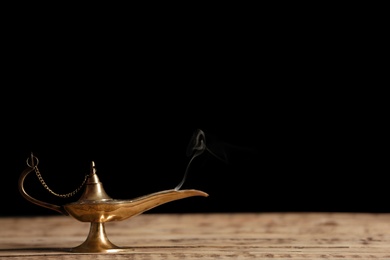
[1,213,390,259]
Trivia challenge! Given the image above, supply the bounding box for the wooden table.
[1,213,390,259]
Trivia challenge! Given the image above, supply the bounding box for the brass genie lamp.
[19,153,208,253]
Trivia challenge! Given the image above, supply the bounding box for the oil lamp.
[18,153,208,253]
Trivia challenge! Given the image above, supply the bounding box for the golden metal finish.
[18,155,208,253]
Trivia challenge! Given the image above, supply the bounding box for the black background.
[1,6,387,216]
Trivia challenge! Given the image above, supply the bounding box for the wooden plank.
[1,213,390,259]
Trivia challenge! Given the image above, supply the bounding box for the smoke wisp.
[175,129,227,190]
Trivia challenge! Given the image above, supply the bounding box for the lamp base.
[70,222,121,253]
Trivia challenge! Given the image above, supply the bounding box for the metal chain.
[34,165,88,198]
[29,159,89,198]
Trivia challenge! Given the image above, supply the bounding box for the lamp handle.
[18,163,69,216]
